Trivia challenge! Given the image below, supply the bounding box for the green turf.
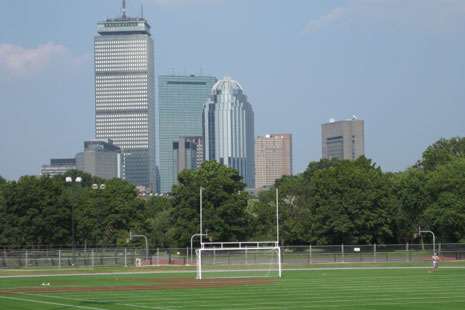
[1,268,464,309]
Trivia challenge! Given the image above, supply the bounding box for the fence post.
[308,245,312,264]
[58,249,62,268]
[124,248,127,267]
[373,243,377,262]
[25,249,28,268]
[185,247,188,265]
[156,248,160,266]
[406,242,409,262]
[341,244,344,263]
[91,249,95,269]
[3,249,7,268]
[439,243,442,254]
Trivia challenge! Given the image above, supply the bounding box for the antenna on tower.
[141,4,144,18]
[122,0,127,19]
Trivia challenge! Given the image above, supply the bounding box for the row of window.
[96,67,147,71]
[96,89,148,93]
[96,118,148,122]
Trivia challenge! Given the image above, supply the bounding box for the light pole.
[419,229,436,255]
[200,187,204,244]
[190,233,208,265]
[129,231,149,260]
[65,176,82,263]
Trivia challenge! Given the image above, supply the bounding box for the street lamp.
[200,187,204,244]
[65,176,82,263]
[190,233,208,265]
[418,229,437,255]
[129,231,149,260]
[92,183,106,191]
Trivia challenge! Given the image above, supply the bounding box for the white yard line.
[0,295,109,310]
[18,292,177,310]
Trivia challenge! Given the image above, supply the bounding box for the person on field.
[432,252,440,272]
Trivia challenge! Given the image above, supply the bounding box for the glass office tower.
[203,77,255,189]
[94,4,156,191]
[158,75,216,193]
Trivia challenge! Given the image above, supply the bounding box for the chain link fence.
[1,243,465,269]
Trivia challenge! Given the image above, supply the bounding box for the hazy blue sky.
[1,0,465,180]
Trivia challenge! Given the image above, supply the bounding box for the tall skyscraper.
[255,133,293,191]
[321,117,364,160]
[158,75,216,193]
[94,1,156,191]
[203,77,255,188]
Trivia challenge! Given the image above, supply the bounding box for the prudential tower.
[94,1,156,192]
[203,77,255,188]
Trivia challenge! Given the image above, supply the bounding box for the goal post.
[196,241,282,280]
[195,187,282,280]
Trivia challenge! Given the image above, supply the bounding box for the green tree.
[419,137,465,171]
[252,175,313,245]
[76,178,143,247]
[168,161,251,247]
[142,196,173,248]
[1,175,70,247]
[392,168,430,242]
[0,176,7,245]
[423,158,465,242]
[308,157,397,245]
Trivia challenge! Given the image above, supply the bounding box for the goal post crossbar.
[200,241,278,249]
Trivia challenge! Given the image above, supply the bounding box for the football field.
[0,267,464,309]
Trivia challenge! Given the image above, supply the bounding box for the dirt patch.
[0,278,273,295]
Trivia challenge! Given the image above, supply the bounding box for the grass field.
[1,267,465,309]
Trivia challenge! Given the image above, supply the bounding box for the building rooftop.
[97,1,150,35]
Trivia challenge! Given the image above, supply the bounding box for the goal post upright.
[196,248,202,280]
[276,187,279,245]
[194,187,283,280]
[276,187,282,277]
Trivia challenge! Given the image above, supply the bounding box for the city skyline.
[2,0,465,180]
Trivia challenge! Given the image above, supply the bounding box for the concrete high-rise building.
[173,136,203,177]
[94,1,156,191]
[203,77,255,188]
[41,158,76,176]
[75,139,121,180]
[321,117,364,160]
[255,134,292,191]
[158,75,216,193]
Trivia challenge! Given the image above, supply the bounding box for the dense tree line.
[1,137,465,248]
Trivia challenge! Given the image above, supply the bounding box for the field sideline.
[1,265,465,309]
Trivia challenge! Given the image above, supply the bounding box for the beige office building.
[321,118,364,160]
[255,134,293,191]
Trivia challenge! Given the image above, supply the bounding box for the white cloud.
[0,42,85,77]
[304,0,465,33]
[304,7,347,33]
